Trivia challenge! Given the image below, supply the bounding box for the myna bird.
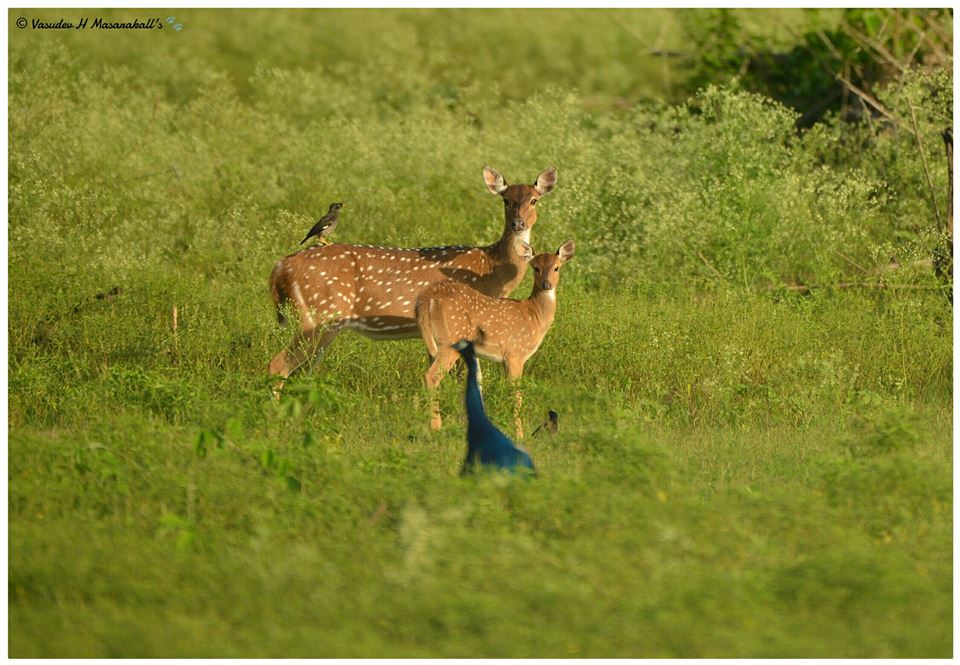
[300,202,345,246]
[531,410,558,437]
[453,339,535,477]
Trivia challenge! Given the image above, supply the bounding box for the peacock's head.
[452,338,475,360]
[453,329,487,363]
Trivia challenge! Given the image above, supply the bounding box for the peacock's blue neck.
[463,354,492,443]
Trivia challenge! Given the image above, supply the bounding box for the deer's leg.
[424,354,442,432]
[268,337,303,398]
[269,323,342,398]
[269,347,293,381]
[303,324,343,372]
[504,357,525,440]
[425,347,459,431]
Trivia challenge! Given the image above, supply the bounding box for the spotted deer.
[416,240,575,439]
[268,167,558,387]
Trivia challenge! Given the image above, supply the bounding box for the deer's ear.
[557,239,575,263]
[534,167,558,196]
[483,166,507,195]
[517,240,535,262]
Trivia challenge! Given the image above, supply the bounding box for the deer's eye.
[530,199,538,206]
[554,266,559,272]
[533,266,541,273]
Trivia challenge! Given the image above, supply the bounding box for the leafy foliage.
[680,8,952,125]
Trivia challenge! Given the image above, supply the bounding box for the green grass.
[8,8,952,658]
[8,395,952,657]
[9,288,952,657]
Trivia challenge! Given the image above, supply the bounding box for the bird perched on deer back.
[453,339,535,477]
[300,202,345,246]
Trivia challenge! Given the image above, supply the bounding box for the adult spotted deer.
[268,167,558,387]
[416,240,575,439]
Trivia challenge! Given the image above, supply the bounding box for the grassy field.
[8,8,953,657]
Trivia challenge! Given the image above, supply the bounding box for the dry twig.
[696,250,725,281]
[829,248,869,274]
[906,98,943,230]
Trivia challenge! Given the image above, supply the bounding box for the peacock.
[453,339,535,477]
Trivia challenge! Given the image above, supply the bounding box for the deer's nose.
[541,280,552,290]
[512,218,526,232]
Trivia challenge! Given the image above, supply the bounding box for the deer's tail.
[415,296,442,358]
[269,262,288,326]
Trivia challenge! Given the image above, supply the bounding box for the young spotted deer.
[268,166,558,389]
[416,240,575,439]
